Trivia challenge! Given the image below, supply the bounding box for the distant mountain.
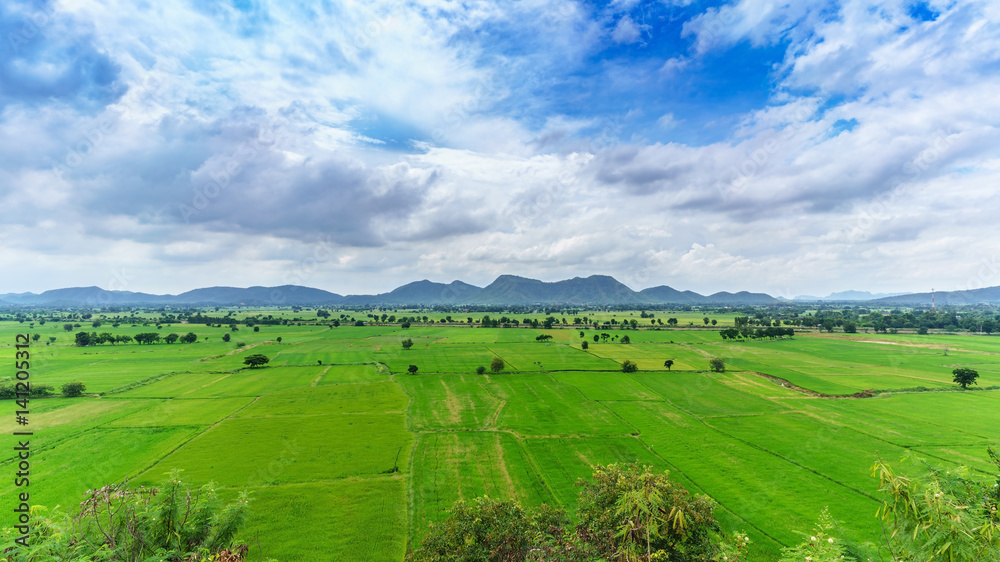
[0,285,343,307]
[791,290,913,302]
[344,280,481,305]
[175,285,343,306]
[471,275,642,305]
[0,276,848,307]
[639,285,706,304]
[704,291,779,305]
[873,285,1000,306]
[10,287,173,306]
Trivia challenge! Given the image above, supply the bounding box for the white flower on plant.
[828,538,834,543]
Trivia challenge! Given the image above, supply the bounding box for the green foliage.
[243,353,270,368]
[0,471,252,561]
[622,359,638,373]
[663,360,673,371]
[872,452,1000,561]
[0,381,57,398]
[952,367,979,389]
[408,496,592,562]
[490,356,505,373]
[222,332,231,343]
[402,338,414,349]
[708,358,724,373]
[180,332,198,343]
[408,364,419,375]
[476,365,486,375]
[61,381,86,397]
[776,508,854,561]
[576,463,719,562]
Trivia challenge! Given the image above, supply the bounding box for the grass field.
[2,318,998,560]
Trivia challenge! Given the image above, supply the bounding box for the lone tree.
[709,357,725,372]
[475,366,486,375]
[622,359,638,373]
[581,341,589,349]
[664,359,674,371]
[61,381,86,397]
[952,367,979,389]
[222,333,231,343]
[408,364,419,375]
[402,338,413,349]
[243,354,270,368]
[620,335,630,344]
[490,357,505,373]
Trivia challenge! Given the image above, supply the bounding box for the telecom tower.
[931,288,935,312]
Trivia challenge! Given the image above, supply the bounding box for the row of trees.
[719,326,795,341]
[74,331,199,346]
[0,381,85,398]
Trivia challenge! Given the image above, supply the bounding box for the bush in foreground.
[0,471,258,561]
[411,463,719,562]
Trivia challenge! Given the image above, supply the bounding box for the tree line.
[73,331,199,346]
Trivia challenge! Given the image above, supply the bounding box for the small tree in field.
[243,354,269,368]
[664,359,674,371]
[622,360,638,373]
[709,358,725,372]
[61,381,86,397]
[475,366,486,375]
[581,341,589,349]
[490,357,505,373]
[402,338,413,350]
[408,364,419,375]
[952,367,979,389]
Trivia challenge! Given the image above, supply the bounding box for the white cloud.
[3,0,1000,298]
[611,15,642,44]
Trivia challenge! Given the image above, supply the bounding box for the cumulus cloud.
[2,0,1000,297]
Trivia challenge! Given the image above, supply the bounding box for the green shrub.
[60,382,85,397]
[0,471,254,561]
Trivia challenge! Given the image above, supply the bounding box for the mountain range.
[0,275,992,307]
[0,275,780,307]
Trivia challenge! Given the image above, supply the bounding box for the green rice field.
[2,318,998,560]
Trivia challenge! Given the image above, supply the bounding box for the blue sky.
[1,0,999,298]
